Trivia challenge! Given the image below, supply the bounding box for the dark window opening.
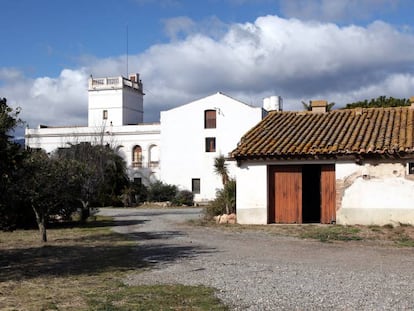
[409,163,414,174]
[302,165,321,223]
[133,177,142,185]
[204,110,216,128]
[103,110,108,120]
[192,178,200,194]
[205,137,216,152]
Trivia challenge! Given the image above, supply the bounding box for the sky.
[1,0,414,138]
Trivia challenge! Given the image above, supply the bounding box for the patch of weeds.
[393,232,414,247]
[299,225,362,242]
[87,284,228,311]
[368,225,382,232]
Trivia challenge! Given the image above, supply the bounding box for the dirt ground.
[98,207,414,310]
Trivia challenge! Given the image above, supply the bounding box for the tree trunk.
[80,200,90,222]
[32,207,47,242]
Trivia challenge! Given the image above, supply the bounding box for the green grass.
[299,225,362,242]
[0,216,228,311]
[192,218,414,246]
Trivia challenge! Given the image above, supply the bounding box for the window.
[132,145,142,167]
[103,110,108,120]
[192,178,200,194]
[205,137,216,152]
[204,110,216,128]
[409,163,414,174]
[133,177,142,185]
[149,144,159,167]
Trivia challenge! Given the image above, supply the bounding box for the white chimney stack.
[263,96,283,112]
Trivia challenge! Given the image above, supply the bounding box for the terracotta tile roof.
[231,106,414,160]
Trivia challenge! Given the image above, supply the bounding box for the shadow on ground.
[0,229,214,282]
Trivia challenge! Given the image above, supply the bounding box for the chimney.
[310,100,328,113]
[263,96,283,112]
[129,73,139,82]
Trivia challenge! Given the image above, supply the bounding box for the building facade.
[231,100,414,226]
[25,74,267,201]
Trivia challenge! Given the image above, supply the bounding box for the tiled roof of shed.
[231,106,414,160]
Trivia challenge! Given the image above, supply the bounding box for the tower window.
[103,110,108,120]
[192,178,200,194]
[204,110,216,128]
[205,137,216,152]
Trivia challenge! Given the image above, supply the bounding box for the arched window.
[204,109,216,128]
[149,144,159,168]
[132,145,142,168]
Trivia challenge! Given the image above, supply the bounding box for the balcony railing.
[89,76,143,92]
[132,161,159,169]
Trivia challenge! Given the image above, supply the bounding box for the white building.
[231,100,414,226]
[25,74,267,201]
[160,92,264,202]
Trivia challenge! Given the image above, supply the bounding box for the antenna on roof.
[126,24,129,77]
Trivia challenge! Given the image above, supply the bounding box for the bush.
[121,182,148,207]
[148,181,177,202]
[204,179,236,219]
[172,190,194,206]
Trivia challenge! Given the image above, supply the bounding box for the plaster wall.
[88,88,143,126]
[235,163,268,224]
[160,93,263,201]
[337,162,414,225]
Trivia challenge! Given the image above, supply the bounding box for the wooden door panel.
[272,166,302,224]
[320,164,336,224]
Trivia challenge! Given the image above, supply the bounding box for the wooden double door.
[268,165,336,224]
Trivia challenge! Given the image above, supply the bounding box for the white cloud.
[1,69,88,132]
[163,16,195,40]
[2,13,414,135]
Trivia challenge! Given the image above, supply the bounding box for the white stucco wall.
[88,80,143,127]
[235,163,268,224]
[25,124,160,184]
[160,92,263,201]
[337,162,414,226]
[235,160,414,226]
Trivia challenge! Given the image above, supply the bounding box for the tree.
[214,155,229,186]
[21,149,82,242]
[344,96,410,109]
[213,155,231,214]
[0,98,26,230]
[54,142,129,218]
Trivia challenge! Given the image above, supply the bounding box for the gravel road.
[98,207,414,311]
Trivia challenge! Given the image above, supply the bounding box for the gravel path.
[98,208,414,310]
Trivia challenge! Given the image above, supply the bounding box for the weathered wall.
[337,162,414,226]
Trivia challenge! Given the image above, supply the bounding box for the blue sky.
[2,0,414,137]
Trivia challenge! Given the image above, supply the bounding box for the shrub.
[172,190,194,206]
[148,181,178,202]
[204,179,236,219]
